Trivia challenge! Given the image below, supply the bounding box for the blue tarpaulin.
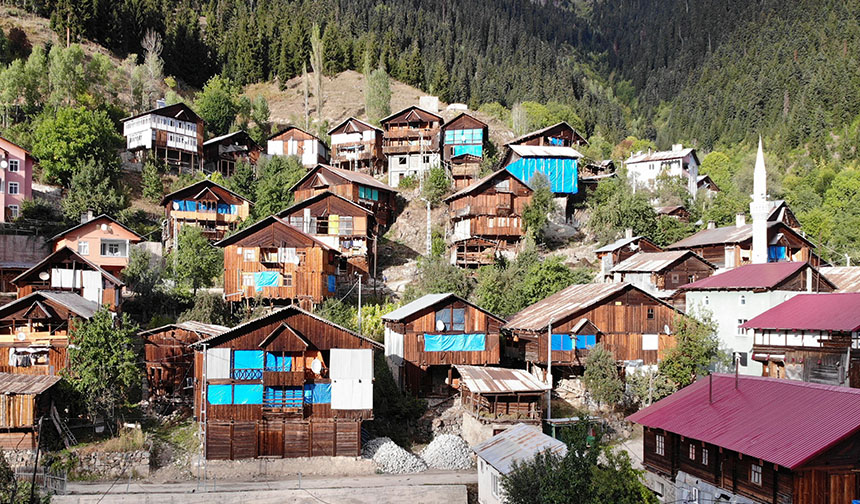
[303,383,331,404]
[452,144,483,157]
[551,334,574,351]
[234,350,263,370]
[576,335,597,349]
[233,384,263,405]
[768,246,787,262]
[217,203,232,214]
[184,201,197,211]
[424,333,486,352]
[505,158,578,194]
[327,275,336,293]
[254,271,280,292]
[264,386,303,408]
[265,352,292,371]
[207,384,232,405]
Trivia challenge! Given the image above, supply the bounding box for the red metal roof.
[740,292,860,331]
[627,374,860,469]
[678,262,807,291]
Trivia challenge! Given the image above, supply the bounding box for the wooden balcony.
[263,371,306,387]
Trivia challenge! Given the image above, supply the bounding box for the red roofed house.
[744,293,860,387]
[679,262,835,377]
[628,374,860,504]
[0,136,34,222]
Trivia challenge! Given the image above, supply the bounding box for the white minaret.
[751,136,769,264]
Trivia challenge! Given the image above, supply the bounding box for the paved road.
[55,470,476,504]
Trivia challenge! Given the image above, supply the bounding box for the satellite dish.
[436,320,446,331]
[172,201,180,210]
[38,271,49,281]
[16,332,26,341]
[664,324,671,335]
[311,358,322,374]
[0,160,7,169]
[100,223,109,232]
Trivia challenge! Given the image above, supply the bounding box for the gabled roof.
[212,214,339,250]
[456,365,550,394]
[740,293,860,331]
[0,373,62,395]
[0,290,100,320]
[0,135,33,157]
[678,262,834,291]
[0,235,49,270]
[202,130,259,147]
[328,117,382,135]
[625,147,698,165]
[665,221,813,250]
[696,174,720,191]
[505,121,586,147]
[473,423,567,475]
[289,164,392,193]
[380,106,443,125]
[503,283,680,333]
[50,214,143,243]
[12,247,124,287]
[443,167,530,202]
[819,266,860,293]
[277,190,374,218]
[440,112,488,132]
[267,125,325,144]
[655,205,687,216]
[121,102,202,124]
[382,292,505,324]
[594,235,660,254]
[160,179,252,207]
[508,145,583,159]
[627,374,860,470]
[611,250,715,274]
[138,321,230,338]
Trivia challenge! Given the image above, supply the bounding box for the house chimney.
[672,143,683,152]
[625,228,634,239]
[707,221,716,229]
[80,210,94,224]
[735,213,746,228]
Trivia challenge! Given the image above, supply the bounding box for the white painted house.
[267,126,329,167]
[625,144,700,196]
[472,423,567,504]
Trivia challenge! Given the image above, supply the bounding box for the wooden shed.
[456,365,549,424]
[191,306,381,460]
[0,373,62,449]
[609,250,716,294]
[505,121,587,148]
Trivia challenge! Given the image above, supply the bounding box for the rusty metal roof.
[610,250,714,274]
[740,293,860,331]
[594,235,658,254]
[139,321,229,337]
[472,423,567,475]
[819,266,860,293]
[455,365,550,394]
[0,373,62,395]
[666,221,813,250]
[382,293,505,324]
[289,164,392,193]
[0,235,48,270]
[627,374,860,470]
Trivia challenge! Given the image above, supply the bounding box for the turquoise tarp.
[233,384,263,405]
[265,352,292,371]
[576,335,597,349]
[551,334,574,351]
[207,384,232,405]
[254,271,280,292]
[505,157,578,194]
[233,350,263,370]
[453,144,483,157]
[304,383,331,404]
[424,333,486,352]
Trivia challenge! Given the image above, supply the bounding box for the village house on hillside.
[654,205,691,222]
[629,374,860,504]
[291,164,397,229]
[0,136,34,221]
[595,231,663,280]
[695,174,720,196]
[202,130,261,177]
[327,117,384,175]
[278,191,378,280]
[625,144,700,196]
[121,102,204,171]
[161,179,252,245]
[0,374,63,450]
[503,282,681,378]
[215,215,340,308]
[51,214,143,277]
[743,293,860,387]
[192,306,380,459]
[608,250,715,304]
[445,168,533,268]
[266,126,329,167]
[381,106,443,187]
[506,122,587,149]
[679,262,835,376]
[441,113,488,189]
[382,293,506,396]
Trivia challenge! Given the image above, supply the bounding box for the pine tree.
[142,159,163,203]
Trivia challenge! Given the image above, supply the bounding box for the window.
[242,274,254,287]
[244,249,255,262]
[7,182,18,195]
[689,444,696,460]
[750,464,762,486]
[423,155,430,164]
[8,160,19,172]
[284,274,293,287]
[100,239,127,257]
[688,274,695,283]
[655,434,665,456]
[77,241,89,256]
[671,273,679,283]
[491,471,500,498]
[702,448,709,466]
[703,295,709,306]
[647,308,655,319]
[737,319,748,337]
[739,294,746,305]
[435,307,466,332]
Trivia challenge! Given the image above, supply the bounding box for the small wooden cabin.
[51,214,143,277]
[629,374,860,504]
[202,130,261,177]
[328,118,384,174]
[278,191,377,280]
[192,306,380,460]
[13,247,124,311]
[140,321,229,400]
[267,126,329,167]
[456,365,548,424]
[381,106,443,187]
[215,215,340,307]
[120,102,204,171]
[505,121,587,148]
[291,164,396,229]
[161,179,252,245]
[0,374,62,449]
[381,293,505,396]
[595,232,663,279]
[609,250,716,292]
[503,283,680,374]
[655,205,691,223]
[441,113,488,163]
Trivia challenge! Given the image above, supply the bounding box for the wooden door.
[258,420,284,458]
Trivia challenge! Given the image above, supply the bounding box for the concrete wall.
[461,413,515,447]
[477,457,504,504]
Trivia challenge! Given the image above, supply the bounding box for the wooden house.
[51,214,143,277]
[767,199,800,228]
[819,266,860,293]
[381,106,443,187]
[328,118,384,174]
[696,174,721,196]
[655,205,691,223]
[215,215,340,307]
[450,154,483,190]
[629,374,860,504]
[139,321,229,400]
[503,283,681,375]
[608,250,716,296]
[0,135,35,222]
[500,145,581,197]
[743,293,860,386]
[441,113,488,185]
[445,168,533,252]
[381,293,506,396]
[121,102,203,171]
[267,126,329,167]
[595,232,663,280]
[456,365,549,428]
[0,374,62,449]
[191,306,381,460]
[12,247,124,311]
[202,130,261,177]
[0,235,49,293]
[665,218,817,269]
[277,191,377,280]
[291,164,396,229]
[505,122,587,148]
[161,179,252,245]
[0,290,99,376]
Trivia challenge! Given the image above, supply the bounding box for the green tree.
[252,156,307,218]
[522,172,553,242]
[123,247,163,296]
[365,67,391,125]
[142,159,164,203]
[422,165,450,206]
[403,255,474,303]
[249,95,271,144]
[698,151,735,191]
[583,343,623,408]
[61,160,128,220]
[653,215,695,248]
[63,309,140,423]
[178,292,235,326]
[168,226,223,293]
[660,313,721,388]
[587,177,657,243]
[225,160,257,199]
[194,75,241,136]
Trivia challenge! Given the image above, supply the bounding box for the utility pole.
[30,417,43,504]
[357,274,362,334]
[546,320,552,421]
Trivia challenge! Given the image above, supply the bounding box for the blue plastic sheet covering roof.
[304,383,331,404]
[505,157,578,194]
[254,271,280,292]
[424,333,486,352]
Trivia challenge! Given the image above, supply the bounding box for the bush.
[398,175,417,190]
[422,165,450,205]
[583,343,623,409]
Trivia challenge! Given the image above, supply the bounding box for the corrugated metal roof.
[38,291,100,318]
[504,283,628,332]
[505,121,585,146]
[666,223,753,249]
[740,293,860,331]
[594,235,644,253]
[455,365,550,394]
[289,164,392,193]
[472,423,567,475]
[50,214,144,242]
[443,168,513,201]
[678,262,808,291]
[610,250,713,274]
[0,373,62,395]
[0,235,48,270]
[627,374,860,469]
[819,266,860,293]
[382,293,454,321]
[625,147,695,164]
[139,321,229,337]
[509,145,583,159]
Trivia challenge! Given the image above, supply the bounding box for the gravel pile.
[371,440,428,474]
[361,437,391,459]
[420,434,473,470]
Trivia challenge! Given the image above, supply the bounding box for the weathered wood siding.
[143,327,199,398]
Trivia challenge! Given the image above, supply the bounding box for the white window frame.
[656,434,665,456]
[78,241,89,256]
[244,248,255,262]
[689,444,696,460]
[738,319,748,337]
[100,239,128,258]
[7,205,18,219]
[750,463,762,486]
[7,182,19,195]
[702,447,709,466]
[242,274,254,287]
[491,470,500,498]
[8,160,19,172]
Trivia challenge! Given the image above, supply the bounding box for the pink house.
[0,136,34,222]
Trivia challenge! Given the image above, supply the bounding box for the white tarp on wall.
[206,348,231,379]
[330,348,373,410]
[81,270,102,304]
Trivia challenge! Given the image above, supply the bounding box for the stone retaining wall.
[3,449,151,479]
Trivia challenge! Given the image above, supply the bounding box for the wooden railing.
[263,371,306,387]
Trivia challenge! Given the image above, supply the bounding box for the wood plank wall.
[206,419,361,460]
